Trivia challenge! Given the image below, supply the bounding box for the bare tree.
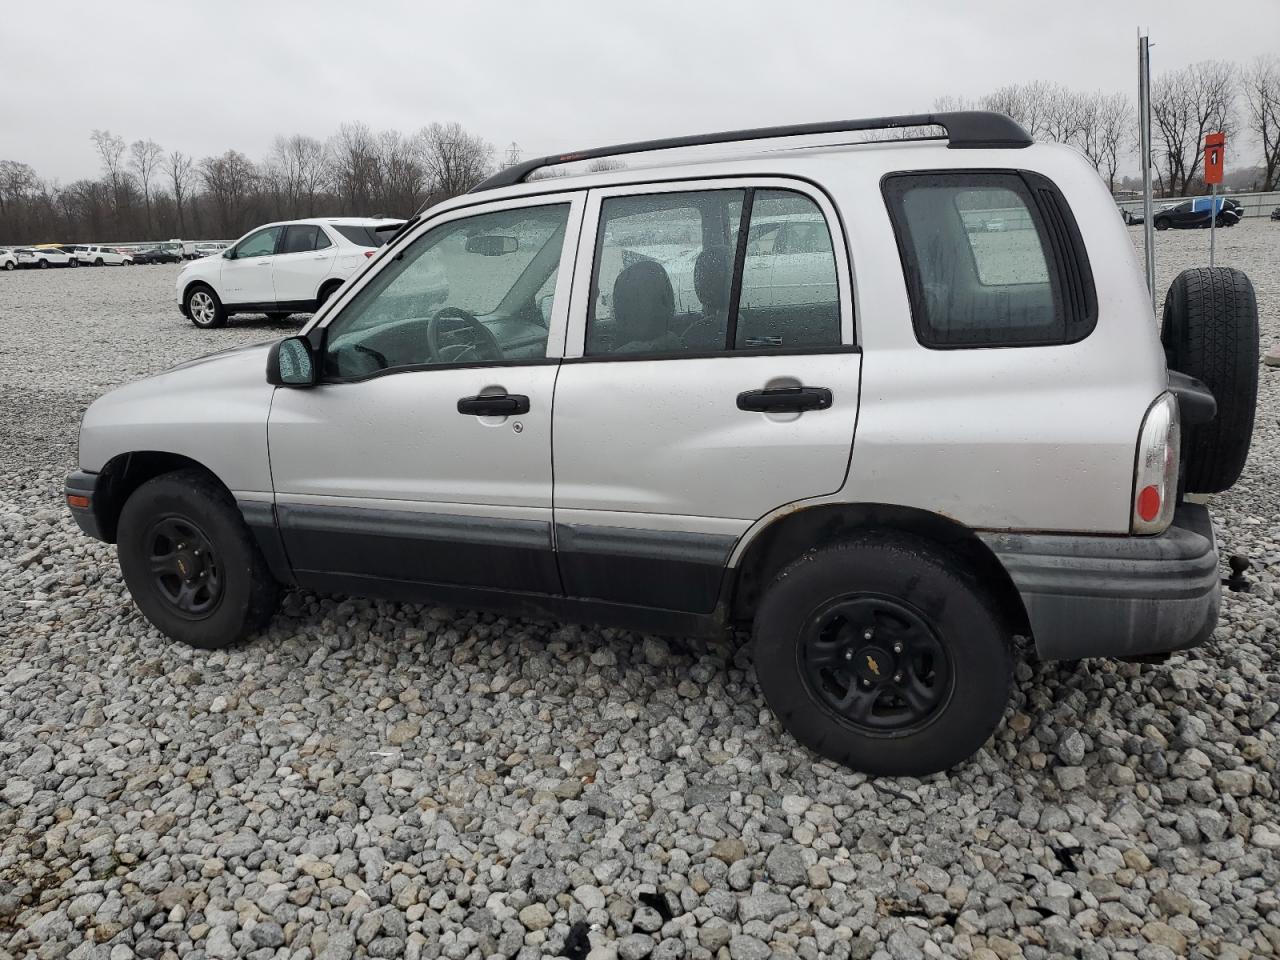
[1243,54,1280,191]
[1152,60,1237,195]
[91,129,128,230]
[164,150,195,236]
[128,139,164,235]
[419,122,493,202]
[373,129,428,214]
[329,122,379,215]
[1075,91,1133,192]
[199,149,258,237]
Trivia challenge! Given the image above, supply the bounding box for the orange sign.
[1204,132,1225,185]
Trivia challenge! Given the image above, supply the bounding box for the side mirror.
[266,336,317,387]
[465,235,518,257]
[223,248,235,260]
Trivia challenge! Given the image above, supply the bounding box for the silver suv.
[65,113,1259,776]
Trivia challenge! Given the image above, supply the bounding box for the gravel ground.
[1,224,1278,960]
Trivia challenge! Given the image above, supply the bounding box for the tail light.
[363,250,374,259]
[1131,392,1180,534]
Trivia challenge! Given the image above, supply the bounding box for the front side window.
[585,187,841,357]
[323,203,570,380]
[882,171,1095,348]
[234,227,281,259]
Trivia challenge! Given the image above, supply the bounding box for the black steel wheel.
[800,594,952,733]
[117,469,279,648]
[145,515,224,618]
[753,534,1013,776]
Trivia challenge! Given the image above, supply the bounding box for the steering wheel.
[426,307,503,364]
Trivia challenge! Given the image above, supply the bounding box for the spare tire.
[1160,267,1258,494]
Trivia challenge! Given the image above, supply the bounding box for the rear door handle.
[737,386,832,413]
[457,393,530,416]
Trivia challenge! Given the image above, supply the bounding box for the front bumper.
[65,470,106,541]
[981,503,1220,660]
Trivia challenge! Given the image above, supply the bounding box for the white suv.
[71,244,134,266]
[67,113,1258,776]
[175,217,405,328]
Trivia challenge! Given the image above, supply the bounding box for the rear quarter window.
[881,171,1096,348]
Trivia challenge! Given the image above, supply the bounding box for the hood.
[166,339,275,374]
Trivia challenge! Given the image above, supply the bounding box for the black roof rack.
[470,111,1031,193]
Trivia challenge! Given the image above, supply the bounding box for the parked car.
[0,248,15,271]
[1152,196,1243,230]
[175,217,407,328]
[70,244,134,266]
[193,241,230,258]
[67,112,1258,776]
[17,246,78,268]
[1270,206,1280,221]
[148,242,184,264]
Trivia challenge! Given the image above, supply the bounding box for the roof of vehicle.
[424,135,1087,226]
[258,216,405,229]
[472,111,1031,192]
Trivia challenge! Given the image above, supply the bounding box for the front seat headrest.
[612,259,675,345]
[694,245,732,314]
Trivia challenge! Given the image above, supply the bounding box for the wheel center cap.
[175,551,202,581]
[850,646,895,683]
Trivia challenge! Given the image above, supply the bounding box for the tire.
[1155,218,1170,231]
[69,258,78,268]
[3,262,13,271]
[752,535,1012,777]
[38,259,49,269]
[116,469,279,649]
[1161,267,1259,494]
[185,284,227,329]
[95,258,103,266]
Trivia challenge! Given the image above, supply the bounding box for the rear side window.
[282,225,323,254]
[585,187,842,357]
[882,171,1095,348]
[334,224,388,248]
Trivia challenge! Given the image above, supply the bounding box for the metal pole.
[1139,31,1156,312]
[1209,181,1216,267]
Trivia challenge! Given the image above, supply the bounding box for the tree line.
[0,121,495,245]
[936,55,1280,196]
[2,54,1278,245]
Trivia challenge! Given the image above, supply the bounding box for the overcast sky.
[3,0,1278,183]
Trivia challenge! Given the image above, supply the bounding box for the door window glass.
[735,190,840,350]
[281,225,323,254]
[234,227,282,259]
[585,187,842,356]
[587,190,744,356]
[323,204,570,379]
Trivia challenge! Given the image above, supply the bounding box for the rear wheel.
[316,281,342,310]
[1155,217,1170,231]
[186,284,227,329]
[752,535,1012,776]
[117,469,279,649]
[1161,267,1259,493]
[95,258,104,266]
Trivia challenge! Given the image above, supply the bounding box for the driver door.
[266,193,584,598]
[221,225,282,304]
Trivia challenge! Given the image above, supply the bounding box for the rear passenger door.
[272,224,336,304]
[551,179,860,613]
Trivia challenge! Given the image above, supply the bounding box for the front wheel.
[752,535,1012,777]
[68,258,79,268]
[117,469,279,649]
[1154,218,1170,231]
[186,284,227,329]
[38,260,49,269]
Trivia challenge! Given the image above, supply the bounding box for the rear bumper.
[981,503,1220,660]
